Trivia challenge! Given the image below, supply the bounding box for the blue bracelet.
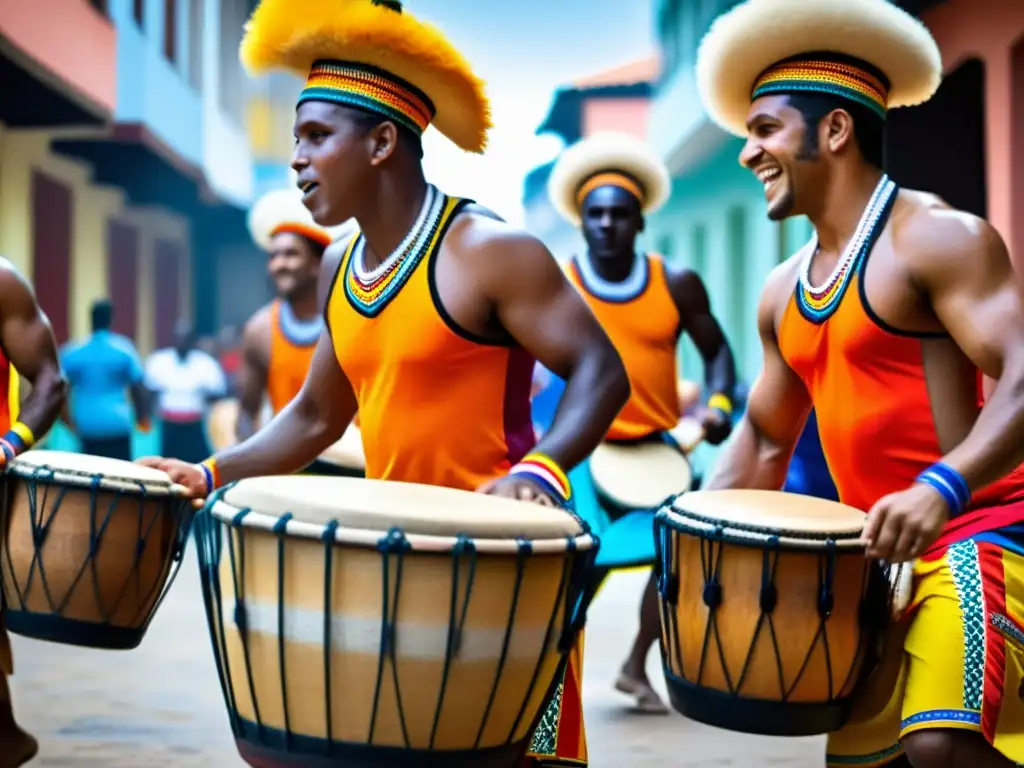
[198,463,214,495]
[915,463,971,517]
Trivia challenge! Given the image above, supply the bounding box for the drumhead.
[668,489,866,538]
[10,450,180,495]
[590,440,691,510]
[667,417,704,454]
[317,425,365,470]
[216,475,586,542]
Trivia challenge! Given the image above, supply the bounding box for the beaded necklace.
[278,299,323,346]
[576,250,648,302]
[796,174,897,324]
[345,184,446,317]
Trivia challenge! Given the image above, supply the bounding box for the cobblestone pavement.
[9,553,825,766]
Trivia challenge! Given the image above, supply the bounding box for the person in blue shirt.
[60,300,150,460]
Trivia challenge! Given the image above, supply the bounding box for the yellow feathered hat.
[548,132,671,226]
[247,188,352,252]
[696,0,943,138]
[240,0,491,154]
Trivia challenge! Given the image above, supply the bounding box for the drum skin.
[654,490,891,736]
[1,451,192,650]
[196,476,595,767]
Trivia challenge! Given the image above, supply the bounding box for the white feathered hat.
[696,0,943,138]
[547,131,671,226]
[247,188,355,252]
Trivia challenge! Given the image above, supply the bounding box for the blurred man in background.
[60,299,149,460]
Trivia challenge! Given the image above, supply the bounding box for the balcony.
[0,0,116,126]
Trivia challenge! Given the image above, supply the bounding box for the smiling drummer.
[139,0,631,765]
[548,131,737,714]
[696,0,1024,765]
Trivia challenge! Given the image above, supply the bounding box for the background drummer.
[139,0,629,765]
[0,258,68,767]
[697,0,1024,765]
[236,188,350,441]
[547,131,737,713]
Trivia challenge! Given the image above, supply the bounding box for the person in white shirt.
[144,323,227,463]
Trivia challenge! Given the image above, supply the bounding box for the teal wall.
[647,136,813,385]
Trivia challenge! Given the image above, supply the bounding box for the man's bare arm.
[235,312,270,441]
[473,225,629,472]
[703,264,812,490]
[0,261,67,445]
[669,268,738,403]
[909,213,1024,490]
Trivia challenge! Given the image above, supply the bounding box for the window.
[188,0,204,89]
[134,0,144,27]
[164,0,177,64]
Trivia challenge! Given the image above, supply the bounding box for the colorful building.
[523,56,659,261]
[0,0,256,352]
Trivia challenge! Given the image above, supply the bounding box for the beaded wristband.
[915,462,971,517]
[510,452,572,503]
[707,393,733,415]
[10,422,35,448]
[199,458,221,495]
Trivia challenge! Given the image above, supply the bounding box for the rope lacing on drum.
[272,512,294,747]
[428,534,478,748]
[4,465,191,632]
[696,524,730,690]
[730,537,785,698]
[320,518,341,757]
[474,537,531,749]
[369,527,412,747]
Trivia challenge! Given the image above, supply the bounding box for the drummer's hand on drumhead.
[136,457,210,507]
[697,407,732,446]
[862,483,949,563]
[477,475,558,507]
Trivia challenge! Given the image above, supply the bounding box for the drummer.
[139,0,629,765]
[0,259,68,766]
[547,131,737,713]
[697,0,1024,765]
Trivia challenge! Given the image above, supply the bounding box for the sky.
[400,1,656,226]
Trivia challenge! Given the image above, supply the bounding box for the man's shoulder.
[892,189,1001,265]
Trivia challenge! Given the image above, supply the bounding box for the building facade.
[523,57,659,262]
[0,0,256,353]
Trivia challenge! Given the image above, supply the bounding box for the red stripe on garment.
[978,541,1007,741]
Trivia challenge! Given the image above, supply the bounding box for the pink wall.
[582,98,650,139]
[922,0,1024,265]
[0,0,117,115]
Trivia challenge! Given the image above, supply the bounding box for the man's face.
[580,185,644,262]
[292,102,374,227]
[268,232,320,299]
[739,94,825,221]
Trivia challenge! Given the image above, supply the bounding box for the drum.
[194,475,597,767]
[306,425,366,478]
[587,434,693,570]
[0,450,193,650]
[653,490,891,736]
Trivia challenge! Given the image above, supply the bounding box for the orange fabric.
[566,254,680,440]
[325,196,536,491]
[266,300,317,415]
[778,274,1024,539]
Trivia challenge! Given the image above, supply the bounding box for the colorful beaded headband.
[271,223,332,248]
[576,171,646,210]
[752,57,890,121]
[299,59,437,137]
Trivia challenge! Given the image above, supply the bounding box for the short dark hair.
[347,107,424,160]
[298,235,328,259]
[91,299,113,331]
[785,91,886,169]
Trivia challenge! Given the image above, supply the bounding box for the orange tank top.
[266,300,319,415]
[778,224,1024,536]
[0,347,16,433]
[324,195,535,491]
[566,253,680,440]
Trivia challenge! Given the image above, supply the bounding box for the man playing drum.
[547,131,737,713]
[696,0,1024,765]
[140,0,630,764]
[0,259,68,766]
[235,187,342,441]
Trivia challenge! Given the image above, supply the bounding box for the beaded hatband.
[575,171,646,210]
[753,57,889,121]
[796,174,898,324]
[344,185,456,317]
[271,222,332,247]
[300,59,436,137]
